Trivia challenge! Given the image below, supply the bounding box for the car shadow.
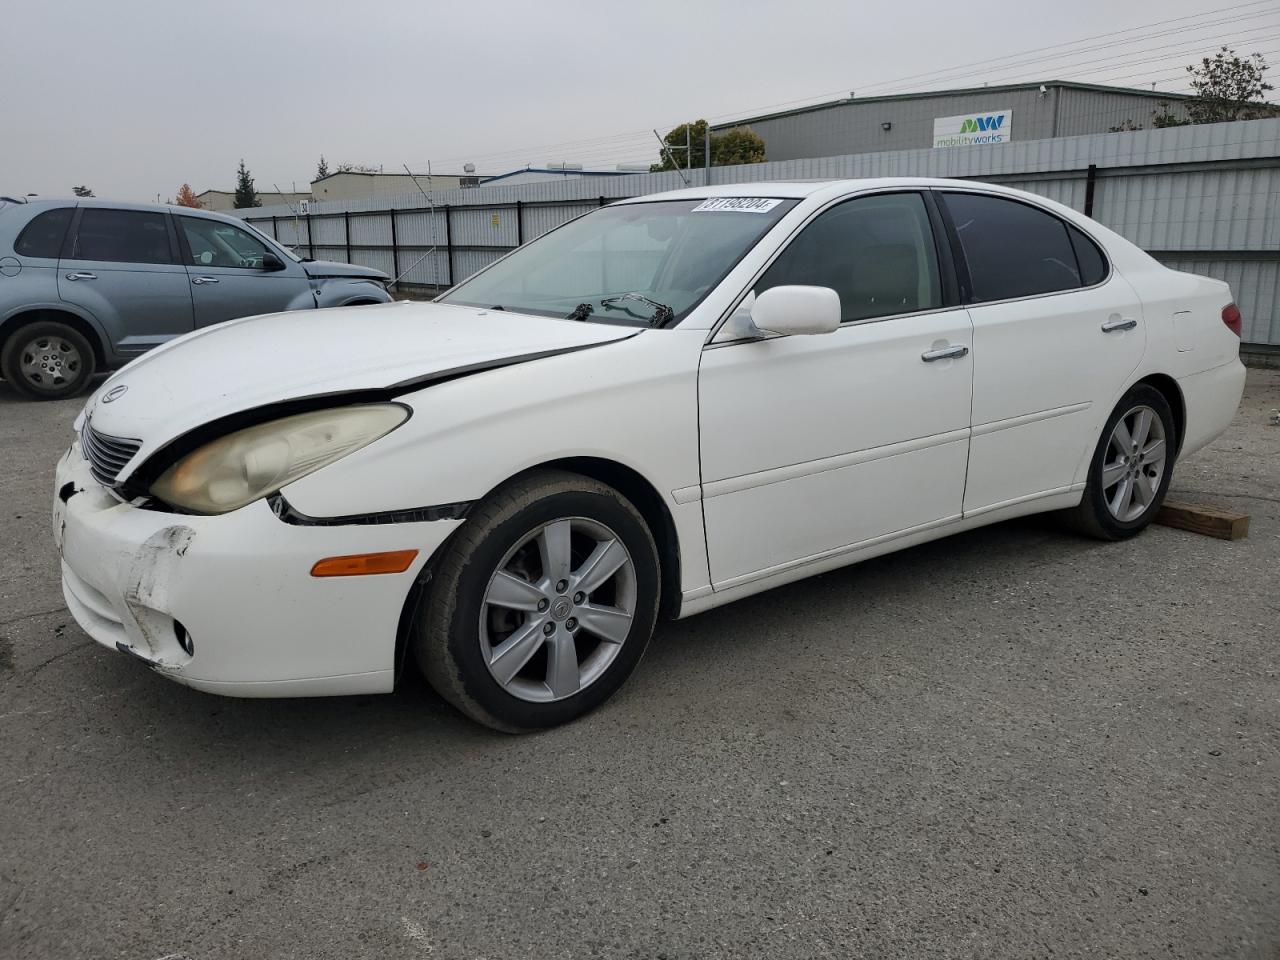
[46,510,1106,779]
[0,374,107,406]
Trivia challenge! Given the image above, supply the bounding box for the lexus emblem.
[102,384,128,403]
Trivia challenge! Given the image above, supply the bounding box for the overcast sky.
[5,0,1273,201]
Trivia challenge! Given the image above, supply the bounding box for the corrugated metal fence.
[234,119,1280,346]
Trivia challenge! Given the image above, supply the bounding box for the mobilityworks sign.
[933,109,1013,148]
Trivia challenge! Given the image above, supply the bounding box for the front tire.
[414,470,661,732]
[1064,383,1175,540]
[1,321,96,400]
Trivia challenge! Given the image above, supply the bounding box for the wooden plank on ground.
[1155,500,1250,540]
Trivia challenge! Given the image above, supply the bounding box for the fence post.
[444,204,454,287]
[306,213,315,259]
[515,200,524,246]
[1084,164,1098,217]
[389,209,399,291]
[344,211,352,264]
[270,215,279,240]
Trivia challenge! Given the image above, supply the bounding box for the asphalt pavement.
[2,369,1277,960]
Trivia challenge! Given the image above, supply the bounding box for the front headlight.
[150,404,408,514]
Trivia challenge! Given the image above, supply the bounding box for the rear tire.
[1,320,96,400]
[414,470,661,732]
[1063,383,1176,540]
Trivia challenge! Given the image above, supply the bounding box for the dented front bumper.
[52,443,460,698]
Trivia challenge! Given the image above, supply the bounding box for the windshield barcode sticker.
[691,198,783,213]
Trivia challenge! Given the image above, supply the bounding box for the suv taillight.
[1222,303,1243,337]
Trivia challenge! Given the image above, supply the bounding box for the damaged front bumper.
[52,444,461,698]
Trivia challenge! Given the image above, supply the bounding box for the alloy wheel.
[479,517,637,703]
[1102,404,1168,522]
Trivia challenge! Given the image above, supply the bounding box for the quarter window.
[1068,225,1108,286]
[756,192,942,322]
[179,217,270,269]
[941,193,1085,302]
[14,208,74,259]
[72,209,173,264]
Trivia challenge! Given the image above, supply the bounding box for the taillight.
[1222,303,1243,337]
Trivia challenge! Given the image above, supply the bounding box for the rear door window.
[14,208,74,259]
[71,209,174,264]
[941,192,1083,302]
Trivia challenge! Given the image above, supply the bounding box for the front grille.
[81,423,142,487]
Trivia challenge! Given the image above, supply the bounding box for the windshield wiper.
[600,293,674,327]
[566,303,593,322]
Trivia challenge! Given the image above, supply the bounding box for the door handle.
[191,276,220,285]
[64,272,97,281]
[921,344,969,362]
[1101,316,1137,333]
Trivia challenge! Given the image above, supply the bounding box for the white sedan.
[53,178,1246,730]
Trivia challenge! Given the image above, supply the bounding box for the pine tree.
[316,155,330,180]
[233,159,260,208]
[72,185,94,197]
[175,183,201,208]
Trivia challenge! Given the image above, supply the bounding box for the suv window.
[756,192,942,322]
[15,208,75,259]
[179,217,269,268]
[72,209,173,264]
[942,193,1083,302]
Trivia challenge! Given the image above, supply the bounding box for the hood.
[84,302,635,468]
[301,259,388,281]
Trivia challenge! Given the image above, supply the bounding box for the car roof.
[3,196,239,220]
[622,177,1021,204]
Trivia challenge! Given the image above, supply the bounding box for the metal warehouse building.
[712,81,1192,160]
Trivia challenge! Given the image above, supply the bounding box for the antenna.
[273,182,306,256]
[653,129,690,186]
[396,163,442,290]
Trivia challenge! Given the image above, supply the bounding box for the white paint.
[401,918,434,953]
[55,177,1246,706]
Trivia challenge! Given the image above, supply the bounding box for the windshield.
[439,198,798,326]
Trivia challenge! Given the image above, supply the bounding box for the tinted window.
[72,209,173,264]
[14,208,74,259]
[756,193,942,322]
[179,217,269,268]
[1068,225,1108,286]
[943,193,1082,302]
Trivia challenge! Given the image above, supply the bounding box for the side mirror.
[261,252,286,272]
[750,285,841,336]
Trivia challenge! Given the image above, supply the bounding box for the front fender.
[314,278,393,308]
[277,329,712,595]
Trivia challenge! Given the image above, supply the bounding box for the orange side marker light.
[310,549,419,577]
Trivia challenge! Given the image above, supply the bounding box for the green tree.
[72,185,94,197]
[650,120,766,172]
[316,155,330,179]
[712,127,767,166]
[233,159,260,209]
[1185,47,1276,122]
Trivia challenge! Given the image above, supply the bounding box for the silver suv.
[0,197,392,399]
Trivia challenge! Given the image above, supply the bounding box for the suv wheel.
[1,321,96,400]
